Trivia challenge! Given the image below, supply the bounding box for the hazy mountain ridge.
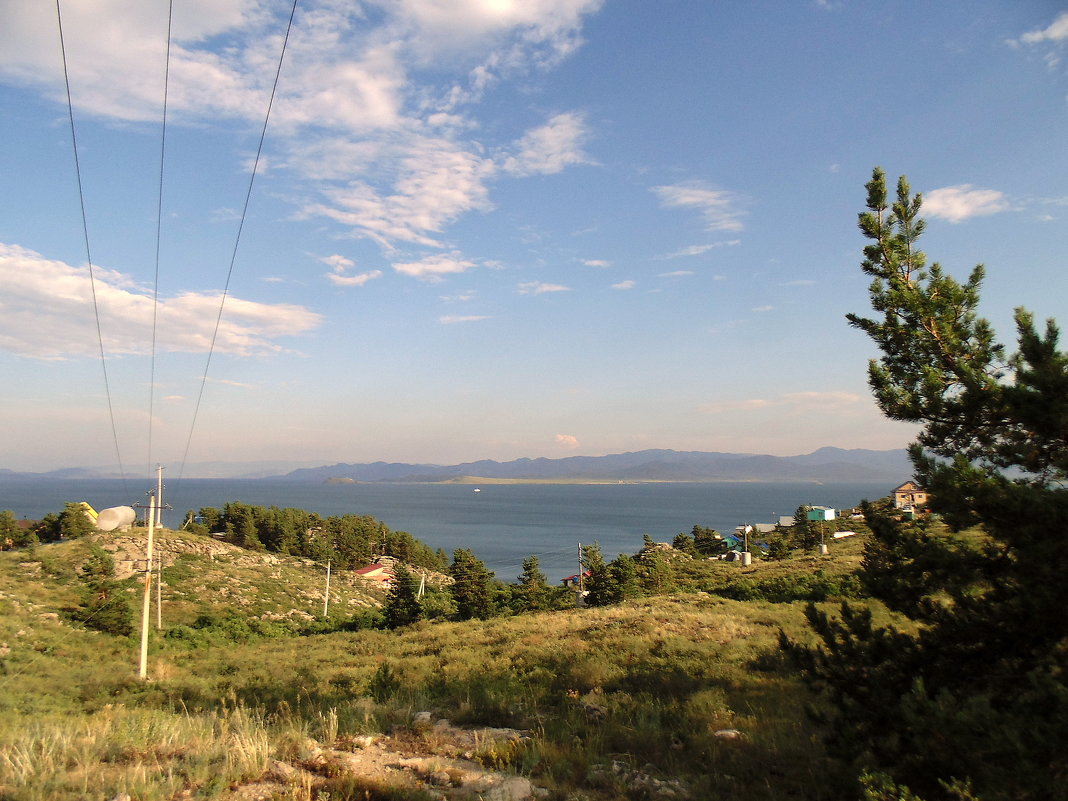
[0,447,912,482]
[280,447,912,483]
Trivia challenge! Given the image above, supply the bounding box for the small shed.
[806,506,837,522]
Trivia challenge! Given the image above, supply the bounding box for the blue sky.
[0,0,1065,474]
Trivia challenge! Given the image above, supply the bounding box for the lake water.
[0,478,893,581]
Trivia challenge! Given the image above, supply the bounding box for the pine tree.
[383,564,422,628]
[788,168,1068,801]
[790,506,818,550]
[449,548,493,620]
[580,543,615,606]
[517,555,549,612]
[72,544,134,636]
[58,502,97,539]
[692,525,727,556]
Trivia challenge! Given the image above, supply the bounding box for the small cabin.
[893,481,928,511]
[806,506,837,522]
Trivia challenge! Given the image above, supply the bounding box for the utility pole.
[138,465,162,681]
[155,467,163,629]
[323,560,331,617]
[576,542,584,606]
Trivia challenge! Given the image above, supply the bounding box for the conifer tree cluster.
[787,169,1068,801]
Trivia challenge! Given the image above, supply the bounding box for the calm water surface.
[0,478,893,581]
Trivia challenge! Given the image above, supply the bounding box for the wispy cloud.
[700,391,865,415]
[582,258,611,267]
[439,314,490,324]
[658,270,694,278]
[0,244,320,360]
[518,281,570,294]
[655,240,741,259]
[321,254,382,287]
[393,253,478,281]
[1013,12,1068,45]
[501,111,594,176]
[611,280,636,290]
[781,279,816,286]
[0,2,605,261]
[924,184,1009,222]
[207,377,257,390]
[653,183,747,232]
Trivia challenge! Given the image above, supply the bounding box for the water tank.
[96,506,136,532]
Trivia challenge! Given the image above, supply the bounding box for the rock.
[268,760,297,781]
[110,794,132,801]
[428,770,452,786]
[713,728,743,740]
[483,777,536,801]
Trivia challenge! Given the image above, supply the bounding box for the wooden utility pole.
[323,560,331,617]
[138,465,162,680]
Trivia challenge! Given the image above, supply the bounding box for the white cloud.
[782,279,816,286]
[0,243,321,359]
[518,281,570,294]
[1017,12,1068,45]
[328,270,383,287]
[321,254,355,272]
[439,314,490,324]
[752,305,774,313]
[582,258,611,267]
[321,253,382,287]
[655,240,741,259]
[301,138,496,249]
[555,433,579,448]
[501,111,593,176]
[658,270,694,278]
[611,280,636,290]
[0,1,603,255]
[393,252,478,281]
[924,184,1009,222]
[653,183,746,232]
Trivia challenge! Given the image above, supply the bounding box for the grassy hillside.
[0,525,893,800]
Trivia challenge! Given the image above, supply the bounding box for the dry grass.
[0,528,897,800]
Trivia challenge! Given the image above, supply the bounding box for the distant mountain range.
[0,448,914,483]
[277,447,913,484]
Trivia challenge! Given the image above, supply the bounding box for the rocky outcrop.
[226,716,548,801]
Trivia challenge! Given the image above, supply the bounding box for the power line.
[55,0,129,499]
[178,0,300,481]
[148,0,175,478]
